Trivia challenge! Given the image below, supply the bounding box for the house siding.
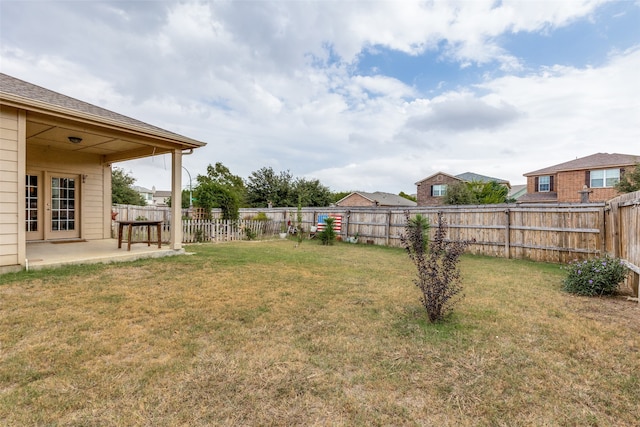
[416,174,460,206]
[526,170,624,203]
[0,106,23,267]
[26,148,110,241]
[558,170,620,202]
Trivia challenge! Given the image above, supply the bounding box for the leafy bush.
[252,212,269,221]
[400,211,471,322]
[563,255,629,296]
[318,216,336,245]
[244,227,257,240]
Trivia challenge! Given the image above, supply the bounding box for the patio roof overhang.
[1,91,206,163]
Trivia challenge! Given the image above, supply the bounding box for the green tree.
[293,178,333,207]
[399,191,417,202]
[444,180,508,205]
[616,163,640,193]
[443,182,477,205]
[111,167,146,205]
[193,162,245,220]
[245,167,294,207]
[475,181,508,204]
[165,189,191,209]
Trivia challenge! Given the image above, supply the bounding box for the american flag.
[317,214,342,232]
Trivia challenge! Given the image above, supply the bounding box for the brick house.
[335,191,417,207]
[519,153,639,203]
[415,172,510,206]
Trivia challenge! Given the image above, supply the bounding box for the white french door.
[25,172,43,241]
[46,173,80,239]
[26,172,80,240]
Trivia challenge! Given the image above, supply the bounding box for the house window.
[432,184,447,197]
[590,169,620,188]
[538,176,551,192]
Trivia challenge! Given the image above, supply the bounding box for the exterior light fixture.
[68,136,83,144]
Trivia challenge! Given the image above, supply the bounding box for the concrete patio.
[24,239,185,271]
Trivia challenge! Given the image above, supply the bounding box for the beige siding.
[27,147,109,241]
[0,106,20,266]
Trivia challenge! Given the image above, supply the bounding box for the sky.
[1,0,639,194]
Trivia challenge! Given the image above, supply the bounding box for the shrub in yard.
[563,255,629,296]
[318,216,336,245]
[400,211,471,322]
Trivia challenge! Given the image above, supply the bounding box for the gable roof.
[416,171,510,186]
[415,171,462,185]
[0,73,205,149]
[153,190,172,198]
[132,185,154,194]
[338,191,417,207]
[524,153,640,176]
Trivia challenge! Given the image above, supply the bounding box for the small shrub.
[318,216,336,245]
[400,211,471,322]
[194,228,206,243]
[244,227,257,240]
[563,255,628,296]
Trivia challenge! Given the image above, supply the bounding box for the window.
[538,176,551,192]
[590,169,620,188]
[432,184,447,197]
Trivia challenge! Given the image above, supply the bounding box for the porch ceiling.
[26,111,179,163]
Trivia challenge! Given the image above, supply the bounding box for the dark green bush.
[562,255,628,296]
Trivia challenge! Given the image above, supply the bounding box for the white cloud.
[1,0,638,194]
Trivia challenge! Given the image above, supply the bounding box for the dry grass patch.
[1,241,638,426]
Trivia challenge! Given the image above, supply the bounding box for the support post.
[171,149,183,250]
[504,209,511,259]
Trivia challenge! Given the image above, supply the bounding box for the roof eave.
[1,92,206,149]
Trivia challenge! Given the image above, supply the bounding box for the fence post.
[611,201,620,258]
[504,209,510,259]
[385,211,391,246]
[599,207,606,255]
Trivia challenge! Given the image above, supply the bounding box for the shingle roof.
[455,172,510,185]
[524,153,640,176]
[517,192,558,203]
[0,73,204,146]
[343,191,417,207]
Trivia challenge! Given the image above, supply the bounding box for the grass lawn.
[1,240,638,426]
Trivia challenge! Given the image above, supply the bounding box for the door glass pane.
[25,174,38,232]
[51,176,76,232]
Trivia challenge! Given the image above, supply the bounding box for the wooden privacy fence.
[604,191,640,296]
[239,204,606,263]
[112,193,639,296]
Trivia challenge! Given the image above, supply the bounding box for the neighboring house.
[335,191,417,208]
[152,189,172,206]
[0,73,206,271]
[519,153,639,203]
[132,185,154,205]
[415,172,511,206]
[508,184,527,201]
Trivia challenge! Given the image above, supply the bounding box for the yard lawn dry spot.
[1,241,638,426]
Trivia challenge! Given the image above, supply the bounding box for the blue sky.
[1,0,639,194]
